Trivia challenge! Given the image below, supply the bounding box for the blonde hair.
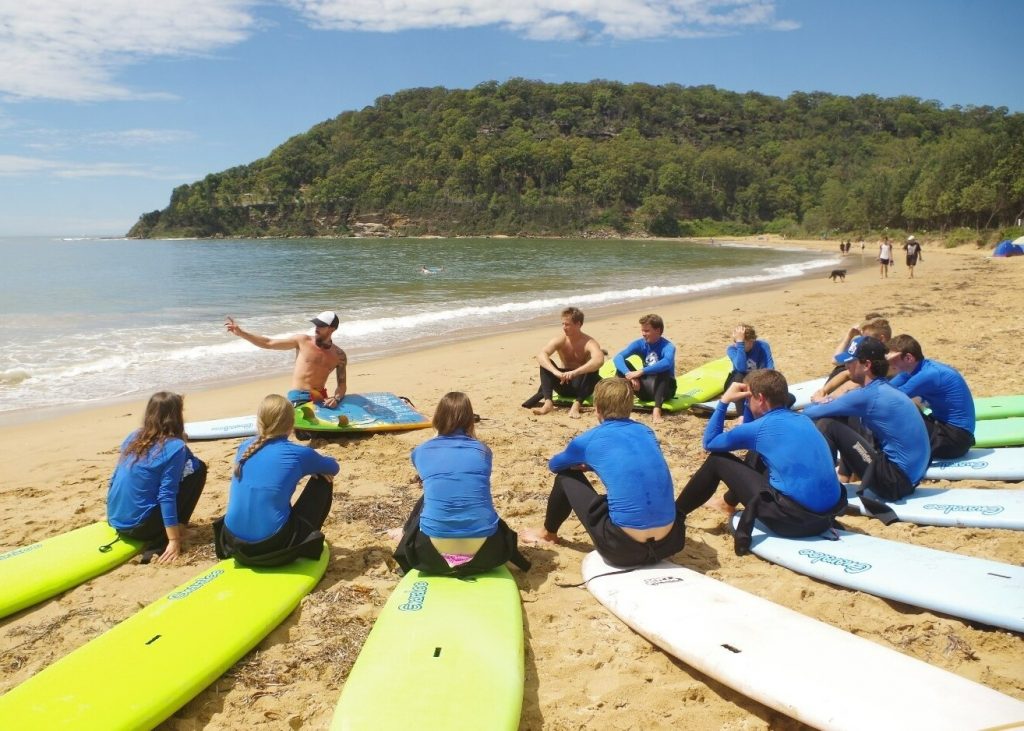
[234,394,295,479]
[861,318,892,343]
[593,378,634,420]
[432,392,476,438]
[739,324,757,341]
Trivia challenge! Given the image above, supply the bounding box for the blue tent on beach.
[994,240,1024,257]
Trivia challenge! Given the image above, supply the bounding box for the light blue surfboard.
[733,515,1024,633]
[924,446,1024,482]
[693,377,827,416]
[845,484,1024,529]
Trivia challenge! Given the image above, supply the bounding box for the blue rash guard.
[726,339,775,374]
[549,418,676,529]
[107,432,189,530]
[613,337,676,377]
[803,378,930,484]
[888,359,975,433]
[225,436,339,542]
[412,431,499,539]
[704,403,840,512]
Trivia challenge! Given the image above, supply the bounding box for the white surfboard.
[846,484,1024,529]
[735,516,1024,632]
[693,377,827,416]
[582,552,1024,731]
[185,414,257,440]
[924,446,1024,482]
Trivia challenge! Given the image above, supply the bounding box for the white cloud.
[85,129,197,147]
[53,163,195,180]
[0,155,58,175]
[286,0,798,40]
[0,0,258,101]
[0,154,193,180]
[22,128,195,152]
[0,1,796,102]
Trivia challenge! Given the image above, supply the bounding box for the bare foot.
[385,527,403,542]
[531,400,554,416]
[568,402,582,419]
[652,407,664,424]
[520,528,558,545]
[707,493,737,517]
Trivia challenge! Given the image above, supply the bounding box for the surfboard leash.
[556,567,638,589]
[97,536,124,553]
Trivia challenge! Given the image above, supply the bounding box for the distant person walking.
[878,238,892,278]
[904,236,923,278]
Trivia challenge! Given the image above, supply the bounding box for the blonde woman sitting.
[214,394,339,566]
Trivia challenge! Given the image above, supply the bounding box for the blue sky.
[1,0,1021,236]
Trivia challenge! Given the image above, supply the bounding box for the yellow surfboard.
[0,521,142,619]
[0,547,329,730]
[557,355,732,412]
[332,567,524,730]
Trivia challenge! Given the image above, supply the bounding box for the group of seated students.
[107,393,339,566]
[107,309,975,573]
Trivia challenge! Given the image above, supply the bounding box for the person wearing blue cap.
[225,310,348,407]
[803,336,930,510]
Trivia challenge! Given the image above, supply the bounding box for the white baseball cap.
[310,311,339,328]
[906,235,916,242]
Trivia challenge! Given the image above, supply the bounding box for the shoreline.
[0,235,844,427]
[2,237,1020,730]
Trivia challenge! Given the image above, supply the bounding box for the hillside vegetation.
[128,79,1024,240]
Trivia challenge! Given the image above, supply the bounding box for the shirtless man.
[531,307,605,419]
[225,311,347,407]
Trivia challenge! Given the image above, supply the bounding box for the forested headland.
[128,79,1024,242]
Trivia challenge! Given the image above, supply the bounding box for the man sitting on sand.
[528,307,605,419]
[226,311,347,407]
[613,313,677,423]
[522,378,685,566]
[674,370,845,556]
[886,334,975,459]
[811,316,892,404]
[724,323,774,389]
[803,336,930,507]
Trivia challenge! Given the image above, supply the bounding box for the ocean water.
[0,236,836,415]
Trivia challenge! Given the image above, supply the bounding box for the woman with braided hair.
[214,394,339,566]
[107,391,207,564]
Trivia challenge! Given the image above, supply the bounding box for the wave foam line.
[340,258,837,337]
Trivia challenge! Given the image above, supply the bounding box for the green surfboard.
[974,394,1024,420]
[0,547,329,730]
[555,356,732,413]
[331,567,524,730]
[973,417,1024,448]
[0,521,143,620]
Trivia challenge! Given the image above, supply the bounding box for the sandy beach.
[1,237,1021,730]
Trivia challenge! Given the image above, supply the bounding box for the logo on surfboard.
[168,569,225,601]
[922,503,1004,515]
[643,576,685,586]
[399,580,429,611]
[797,549,871,574]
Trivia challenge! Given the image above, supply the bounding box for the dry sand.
[1,237,1021,729]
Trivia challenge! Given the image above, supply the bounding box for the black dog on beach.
[828,269,847,282]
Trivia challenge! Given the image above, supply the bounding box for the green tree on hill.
[128,80,1024,239]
